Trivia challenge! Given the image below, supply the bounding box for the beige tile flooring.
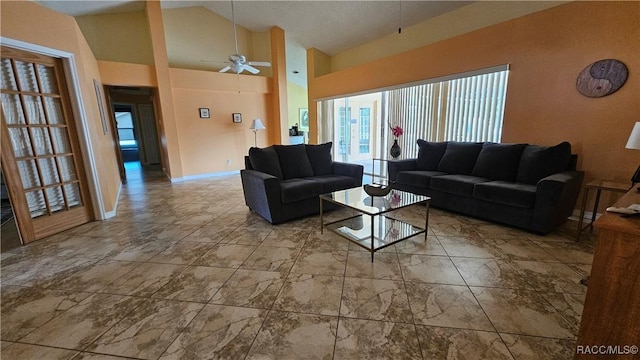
[1,166,597,359]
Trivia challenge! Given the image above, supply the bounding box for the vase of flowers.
[390,124,403,159]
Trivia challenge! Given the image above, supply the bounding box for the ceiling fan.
[219,1,271,75]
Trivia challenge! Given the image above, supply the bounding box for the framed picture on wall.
[232,113,242,123]
[199,108,210,118]
[93,79,109,135]
[299,108,309,131]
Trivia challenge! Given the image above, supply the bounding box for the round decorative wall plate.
[576,59,628,98]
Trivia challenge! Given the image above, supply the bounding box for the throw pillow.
[274,144,315,179]
[416,140,448,171]
[516,141,572,185]
[248,146,284,179]
[306,142,333,176]
[437,142,483,175]
[472,143,526,181]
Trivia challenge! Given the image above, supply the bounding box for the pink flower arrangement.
[390,125,403,138]
[390,191,401,206]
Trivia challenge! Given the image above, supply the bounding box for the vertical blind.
[386,69,509,159]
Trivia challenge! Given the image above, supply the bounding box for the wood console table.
[575,188,640,359]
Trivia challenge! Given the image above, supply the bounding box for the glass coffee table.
[320,187,430,261]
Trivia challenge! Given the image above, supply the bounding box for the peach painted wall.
[331,1,568,72]
[310,1,639,196]
[170,68,272,176]
[98,61,157,87]
[1,0,121,216]
[161,6,271,74]
[75,11,154,65]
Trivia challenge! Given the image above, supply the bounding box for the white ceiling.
[35,0,473,56]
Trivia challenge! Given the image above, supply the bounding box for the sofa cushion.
[437,142,483,175]
[274,144,314,180]
[472,143,526,181]
[306,175,358,193]
[248,146,283,179]
[416,140,448,171]
[474,181,537,209]
[396,170,448,189]
[306,142,333,176]
[430,174,491,196]
[516,142,571,185]
[280,178,323,204]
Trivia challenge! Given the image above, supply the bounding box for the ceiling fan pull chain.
[398,0,402,34]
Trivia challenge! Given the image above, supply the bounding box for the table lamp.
[250,118,266,147]
[625,121,640,188]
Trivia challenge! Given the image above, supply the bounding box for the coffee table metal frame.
[319,187,430,262]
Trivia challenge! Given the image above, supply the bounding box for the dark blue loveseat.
[241,142,363,224]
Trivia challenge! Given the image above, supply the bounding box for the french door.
[0,46,93,244]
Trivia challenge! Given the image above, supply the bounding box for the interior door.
[137,104,160,165]
[0,46,93,244]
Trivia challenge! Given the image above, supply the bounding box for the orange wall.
[1,0,121,216]
[170,68,272,176]
[310,1,639,188]
[98,61,157,87]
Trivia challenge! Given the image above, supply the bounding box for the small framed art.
[199,108,210,118]
[299,108,309,131]
[232,113,242,123]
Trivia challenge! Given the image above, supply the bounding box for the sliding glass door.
[318,66,509,183]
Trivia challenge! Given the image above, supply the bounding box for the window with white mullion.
[318,65,508,166]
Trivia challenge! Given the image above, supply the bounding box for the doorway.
[106,86,162,182]
[1,170,22,251]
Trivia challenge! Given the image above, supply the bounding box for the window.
[359,107,370,154]
[115,111,136,148]
[338,106,351,155]
[317,66,509,182]
[387,67,509,157]
[319,65,509,160]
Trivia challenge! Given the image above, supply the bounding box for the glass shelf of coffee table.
[320,187,430,261]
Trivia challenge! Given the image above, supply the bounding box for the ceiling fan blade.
[219,65,232,73]
[243,64,260,74]
[247,61,271,67]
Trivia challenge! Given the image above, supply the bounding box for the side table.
[576,180,630,241]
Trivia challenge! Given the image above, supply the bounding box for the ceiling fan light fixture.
[218,0,271,75]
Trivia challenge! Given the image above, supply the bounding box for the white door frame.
[1,37,108,220]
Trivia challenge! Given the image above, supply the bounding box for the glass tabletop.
[320,187,429,216]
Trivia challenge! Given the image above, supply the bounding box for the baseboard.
[170,170,240,183]
[102,181,122,220]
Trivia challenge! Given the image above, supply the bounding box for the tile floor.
[1,165,597,359]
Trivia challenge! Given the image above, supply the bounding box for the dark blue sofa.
[241,142,363,224]
[388,141,584,234]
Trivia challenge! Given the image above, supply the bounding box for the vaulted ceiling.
[35,1,473,56]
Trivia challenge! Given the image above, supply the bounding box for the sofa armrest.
[387,159,418,182]
[333,162,364,186]
[531,170,584,233]
[240,169,282,223]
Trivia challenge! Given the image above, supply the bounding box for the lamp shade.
[250,119,266,130]
[626,122,640,150]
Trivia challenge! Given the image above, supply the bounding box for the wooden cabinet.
[575,188,640,359]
